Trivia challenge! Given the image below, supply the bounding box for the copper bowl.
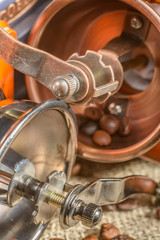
[26,0,160,163]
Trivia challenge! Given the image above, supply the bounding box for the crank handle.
[77,176,158,206]
[0,26,122,104]
[0,26,84,95]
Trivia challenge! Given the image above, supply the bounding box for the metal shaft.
[15,174,102,228]
[122,55,148,72]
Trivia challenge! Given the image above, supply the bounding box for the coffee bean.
[82,235,98,240]
[125,177,157,195]
[100,223,120,240]
[81,121,98,136]
[119,117,132,136]
[85,107,102,120]
[156,208,160,219]
[99,115,119,135]
[113,235,135,240]
[101,223,119,231]
[117,199,138,211]
[92,130,111,146]
[71,162,81,176]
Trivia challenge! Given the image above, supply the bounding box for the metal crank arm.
[76,176,158,206]
[0,26,86,95]
[0,27,123,104]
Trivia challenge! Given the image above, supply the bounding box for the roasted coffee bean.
[99,114,119,135]
[125,177,157,195]
[80,121,98,136]
[92,130,111,146]
[82,235,98,240]
[77,115,87,128]
[113,235,135,240]
[117,199,138,211]
[119,117,132,136]
[85,107,102,120]
[100,223,120,240]
[71,162,81,176]
[156,208,160,219]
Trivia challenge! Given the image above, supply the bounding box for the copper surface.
[0,0,38,24]
[26,0,160,163]
[0,26,123,105]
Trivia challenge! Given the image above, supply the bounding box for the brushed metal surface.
[0,99,77,239]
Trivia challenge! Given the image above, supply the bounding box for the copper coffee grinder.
[24,0,160,162]
[0,0,160,239]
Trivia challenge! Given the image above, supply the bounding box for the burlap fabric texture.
[40,158,160,240]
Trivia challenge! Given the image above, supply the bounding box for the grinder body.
[25,0,160,163]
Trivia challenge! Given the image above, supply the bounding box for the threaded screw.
[130,16,143,30]
[43,190,65,209]
[43,190,102,228]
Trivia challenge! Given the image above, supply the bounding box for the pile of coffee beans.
[78,106,132,147]
[50,222,135,240]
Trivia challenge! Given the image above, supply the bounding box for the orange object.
[145,0,160,3]
[0,21,17,104]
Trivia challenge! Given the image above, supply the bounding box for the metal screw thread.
[44,191,65,209]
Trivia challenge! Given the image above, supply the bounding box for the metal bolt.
[16,170,102,228]
[130,16,143,30]
[52,74,79,99]
[43,189,102,228]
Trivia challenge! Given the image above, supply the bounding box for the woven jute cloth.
[40,158,160,240]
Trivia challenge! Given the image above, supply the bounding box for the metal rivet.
[52,78,69,98]
[52,75,79,99]
[130,16,143,30]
